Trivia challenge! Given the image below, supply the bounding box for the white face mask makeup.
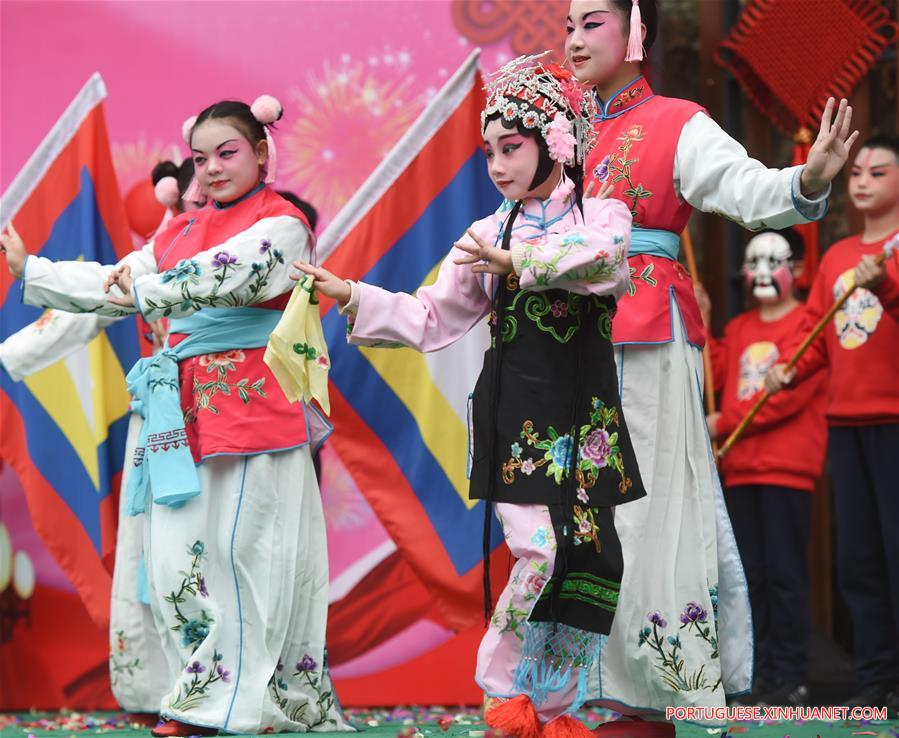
[742,232,795,303]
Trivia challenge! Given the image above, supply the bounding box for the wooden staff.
[680,226,719,456]
[718,246,894,458]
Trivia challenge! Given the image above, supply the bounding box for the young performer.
[700,228,827,707]
[564,0,857,730]
[766,137,899,717]
[1,96,352,736]
[296,54,645,737]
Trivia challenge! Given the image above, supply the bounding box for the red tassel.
[624,0,643,63]
[542,716,593,738]
[485,695,542,738]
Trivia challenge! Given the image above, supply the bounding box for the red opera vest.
[584,77,706,347]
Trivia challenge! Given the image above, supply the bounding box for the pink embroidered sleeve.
[347,219,496,353]
[510,198,632,298]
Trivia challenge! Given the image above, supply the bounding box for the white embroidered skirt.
[585,312,753,722]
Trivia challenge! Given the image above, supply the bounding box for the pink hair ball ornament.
[251,94,283,124]
[154,176,180,208]
[181,115,198,144]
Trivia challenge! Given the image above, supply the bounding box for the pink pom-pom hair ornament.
[250,94,282,125]
[625,0,644,63]
[154,176,180,208]
[181,115,198,145]
[251,94,283,185]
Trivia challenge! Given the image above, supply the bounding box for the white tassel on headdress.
[624,0,644,63]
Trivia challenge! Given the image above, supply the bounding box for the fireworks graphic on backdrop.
[280,54,423,226]
[112,139,182,195]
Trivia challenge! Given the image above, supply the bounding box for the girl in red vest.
[562,1,857,733]
[1,98,352,737]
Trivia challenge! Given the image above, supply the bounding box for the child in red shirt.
[767,136,899,716]
[701,227,827,707]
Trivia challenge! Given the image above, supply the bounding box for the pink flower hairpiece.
[546,115,576,164]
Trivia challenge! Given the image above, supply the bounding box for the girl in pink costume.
[297,55,645,738]
[562,1,858,733]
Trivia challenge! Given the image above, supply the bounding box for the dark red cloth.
[716,0,899,135]
[709,305,827,492]
[791,231,899,425]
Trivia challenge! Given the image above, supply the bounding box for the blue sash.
[124,307,281,516]
[628,227,680,260]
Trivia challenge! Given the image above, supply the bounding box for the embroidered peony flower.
[185,661,206,674]
[296,655,318,672]
[216,665,231,683]
[550,300,568,318]
[680,602,708,625]
[181,619,210,648]
[546,115,576,164]
[161,259,202,285]
[315,355,330,368]
[259,239,273,254]
[199,349,246,372]
[530,527,549,547]
[549,434,573,470]
[212,251,237,268]
[581,428,612,468]
[190,541,205,556]
[578,518,593,534]
[577,487,589,504]
[593,154,612,183]
[625,125,644,140]
[524,574,546,595]
[649,611,667,628]
[521,458,536,475]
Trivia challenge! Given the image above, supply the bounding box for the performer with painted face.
[697,228,827,708]
[0,97,353,736]
[562,1,858,731]
[766,137,899,716]
[296,54,645,738]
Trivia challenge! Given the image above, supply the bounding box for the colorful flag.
[0,73,139,629]
[317,50,508,631]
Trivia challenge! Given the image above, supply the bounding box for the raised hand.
[0,222,28,279]
[292,261,352,305]
[800,98,860,196]
[453,229,513,275]
[854,253,885,291]
[584,181,614,200]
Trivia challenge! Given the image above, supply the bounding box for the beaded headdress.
[481,52,598,167]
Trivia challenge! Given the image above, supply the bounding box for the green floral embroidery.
[186,349,266,420]
[110,630,142,688]
[610,125,652,220]
[268,652,340,729]
[627,262,658,296]
[637,595,722,694]
[502,397,633,496]
[145,245,285,317]
[518,232,622,290]
[165,540,234,712]
[491,599,531,640]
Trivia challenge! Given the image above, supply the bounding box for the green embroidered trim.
[540,571,621,611]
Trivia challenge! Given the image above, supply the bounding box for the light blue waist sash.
[124,307,281,517]
[628,228,680,260]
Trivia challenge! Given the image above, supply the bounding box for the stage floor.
[1,710,897,738]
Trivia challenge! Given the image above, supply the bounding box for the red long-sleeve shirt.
[709,305,827,492]
[791,231,899,425]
